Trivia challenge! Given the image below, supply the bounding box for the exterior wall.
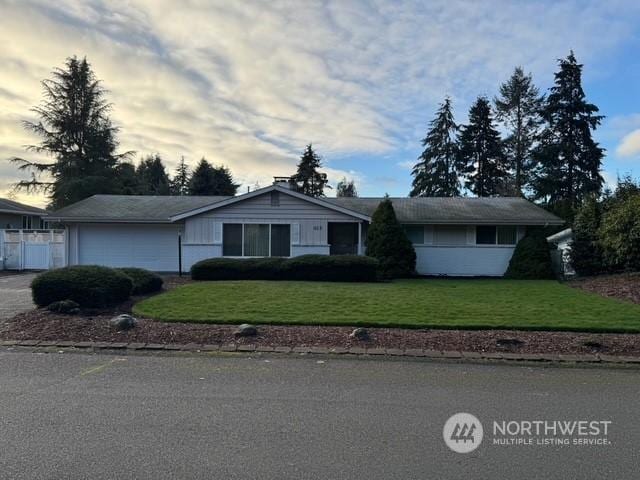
[182,192,363,266]
[405,224,526,276]
[0,213,46,229]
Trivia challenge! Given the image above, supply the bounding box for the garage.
[75,224,181,272]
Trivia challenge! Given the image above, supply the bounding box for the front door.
[328,222,358,255]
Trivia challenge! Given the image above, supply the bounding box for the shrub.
[46,299,80,315]
[504,232,555,279]
[118,267,164,294]
[31,265,133,308]
[191,255,379,282]
[365,198,416,278]
[599,194,640,272]
[281,255,379,282]
[191,257,286,280]
[570,195,604,276]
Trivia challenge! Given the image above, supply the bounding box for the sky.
[2,0,640,208]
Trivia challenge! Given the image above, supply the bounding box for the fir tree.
[188,158,238,196]
[114,162,140,195]
[136,154,171,195]
[494,67,544,196]
[10,56,132,209]
[458,97,509,197]
[531,51,604,218]
[170,156,190,195]
[365,197,416,278]
[336,177,358,197]
[410,97,460,197]
[291,144,328,197]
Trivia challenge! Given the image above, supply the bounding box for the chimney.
[273,176,294,189]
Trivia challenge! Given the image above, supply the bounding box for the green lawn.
[132,279,640,333]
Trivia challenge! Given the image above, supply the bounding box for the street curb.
[1,339,639,365]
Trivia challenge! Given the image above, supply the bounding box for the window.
[21,216,32,229]
[223,224,243,256]
[271,224,291,256]
[497,226,517,245]
[403,225,424,244]
[223,223,291,257]
[476,226,497,245]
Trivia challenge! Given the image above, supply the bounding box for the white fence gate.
[0,230,66,271]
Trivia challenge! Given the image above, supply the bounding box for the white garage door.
[78,224,180,271]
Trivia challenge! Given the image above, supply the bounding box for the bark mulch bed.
[2,308,640,356]
[568,273,640,305]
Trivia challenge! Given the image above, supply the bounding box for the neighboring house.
[50,181,564,276]
[0,198,49,229]
[547,228,575,276]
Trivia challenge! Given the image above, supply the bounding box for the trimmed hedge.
[504,233,555,280]
[191,255,379,282]
[118,267,164,294]
[31,265,133,308]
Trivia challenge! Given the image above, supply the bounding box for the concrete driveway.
[0,273,37,321]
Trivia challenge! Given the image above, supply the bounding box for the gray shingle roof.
[51,195,231,222]
[0,198,47,215]
[50,192,564,225]
[326,197,564,225]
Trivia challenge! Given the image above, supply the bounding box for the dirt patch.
[568,273,640,305]
[2,309,640,355]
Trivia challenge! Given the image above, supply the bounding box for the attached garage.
[72,224,181,271]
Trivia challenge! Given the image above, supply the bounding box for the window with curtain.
[244,224,269,256]
[497,226,517,245]
[271,224,291,256]
[433,225,467,245]
[222,224,242,256]
[476,226,497,245]
[403,225,424,244]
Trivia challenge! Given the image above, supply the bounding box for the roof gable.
[0,198,47,216]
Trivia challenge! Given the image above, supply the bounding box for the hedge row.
[31,265,163,308]
[191,254,380,282]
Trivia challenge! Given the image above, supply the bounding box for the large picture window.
[403,225,424,244]
[476,225,517,245]
[223,223,291,257]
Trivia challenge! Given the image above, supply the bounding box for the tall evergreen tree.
[410,97,460,197]
[494,67,544,196]
[458,97,509,197]
[10,56,131,209]
[291,144,328,197]
[170,156,190,195]
[336,177,358,197]
[531,51,604,217]
[188,158,238,196]
[114,162,140,195]
[136,154,171,195]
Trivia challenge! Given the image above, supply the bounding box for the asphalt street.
[0,350,638,479]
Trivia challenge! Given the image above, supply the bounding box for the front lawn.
[133,279,640,333]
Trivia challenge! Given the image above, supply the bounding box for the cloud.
[616,129,640,158]
[1,0,639,204]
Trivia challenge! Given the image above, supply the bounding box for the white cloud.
[1,0,639,205]
[616,129,640,158]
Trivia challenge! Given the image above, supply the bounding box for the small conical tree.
[458,97,509,197]
[291,144,328,197]
[170,156,190,195]
[410,97,460,197]
[365,198,416,278]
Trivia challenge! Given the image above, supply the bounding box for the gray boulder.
[349,327,369,340]
[234,323,258,337]
[110,314,137,331]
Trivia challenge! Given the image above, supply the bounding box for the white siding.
[291,245,330,256]
[415,245,515,276]
[182,245,222,271]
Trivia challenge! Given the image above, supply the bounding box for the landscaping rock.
[234,323,258,337]
[496,338,524,349]
[109,314,137,331]
[46,300,80,315]
[349,327,369,340]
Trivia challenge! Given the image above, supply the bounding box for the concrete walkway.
[0,273,37,321]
